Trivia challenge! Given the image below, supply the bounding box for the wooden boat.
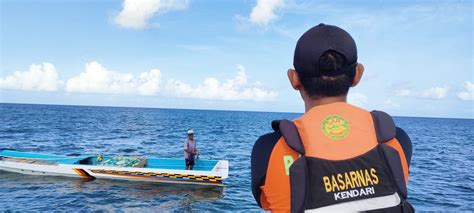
[0,150,229,186]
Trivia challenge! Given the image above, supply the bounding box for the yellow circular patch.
[321,115,350,140]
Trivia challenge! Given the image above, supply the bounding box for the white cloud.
[348,92,368,107]
[457,81,474,101]
[250,0,284,26]
[65,61,162,96]
[0,63,61,92]
[339,3,469,32]
[235,0,285,28]
[164,64,278,102]
[5,61,277,103]
[384,99,400,109]
[419,86,449,99]
[395,86,449,99]
[394,88,412,97]
[114,0,189,29]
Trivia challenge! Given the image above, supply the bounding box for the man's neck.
[304,96,347,112]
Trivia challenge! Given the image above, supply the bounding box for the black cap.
[293,23,357,77]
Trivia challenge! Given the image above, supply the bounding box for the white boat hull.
[0,154,229,186]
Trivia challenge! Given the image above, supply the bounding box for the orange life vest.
[260,102,413,212]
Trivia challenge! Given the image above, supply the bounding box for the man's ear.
[351,63,364,87]
[288,69,302,90]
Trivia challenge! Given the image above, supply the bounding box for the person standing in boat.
[184,129,199,170]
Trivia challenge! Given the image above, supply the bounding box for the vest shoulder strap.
[370,111,410,199]
[370,110,396,143]
[271,120,305,154]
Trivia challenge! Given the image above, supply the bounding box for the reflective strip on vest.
[305,192,401,212]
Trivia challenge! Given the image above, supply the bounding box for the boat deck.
[0,150,217,171]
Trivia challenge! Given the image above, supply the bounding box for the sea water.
[0,103,472,211]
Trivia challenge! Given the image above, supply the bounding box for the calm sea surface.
[0,103,472,211]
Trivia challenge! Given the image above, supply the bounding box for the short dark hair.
[297,50,355,99]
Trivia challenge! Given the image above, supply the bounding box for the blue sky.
[1,0,473,118]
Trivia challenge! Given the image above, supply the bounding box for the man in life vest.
[251,23,414,212]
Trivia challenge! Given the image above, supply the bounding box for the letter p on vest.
[283,155,294,176]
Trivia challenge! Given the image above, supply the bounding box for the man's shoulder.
[251,131,282,170]
[251,131,282,207]
[251,131,282,179]
[252,131,282,157]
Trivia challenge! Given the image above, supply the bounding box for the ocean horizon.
[2,102,472,120]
